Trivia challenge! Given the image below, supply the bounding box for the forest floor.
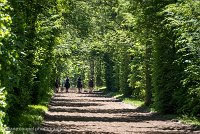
[37,89,200,134]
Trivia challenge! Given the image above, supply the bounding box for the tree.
[161,0,200,116]
[3,0,57,126]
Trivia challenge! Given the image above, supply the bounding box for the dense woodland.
[0,0,199,132]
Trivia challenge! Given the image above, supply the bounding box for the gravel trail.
[37,90,200,134]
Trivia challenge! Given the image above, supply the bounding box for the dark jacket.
[77,78,82,88]
[65,78,70,89]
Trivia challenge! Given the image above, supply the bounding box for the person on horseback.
[55,78,60,93]
[88,78,94,93]
[77,77,83,93]
[65,77,70,93]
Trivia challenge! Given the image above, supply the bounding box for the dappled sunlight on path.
[37,91,200,134]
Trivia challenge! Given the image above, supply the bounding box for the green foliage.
[161,0,200,116]
[0,0,200,129]
[132,0,179,113]
[0,0,11,132]
[123,98,144,107]
[0,87,7,134]
[128,42,146,99]
[8,105,48,134]
[179,115,200,126]
[103,52,115,91]
[0,0,57,128]
[11,105,47,128]
[63,1,91,38]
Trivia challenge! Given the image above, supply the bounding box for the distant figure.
[55,79,60,93]
[77,77,83,93]
[65,77,70,93]
[88,78,94,93]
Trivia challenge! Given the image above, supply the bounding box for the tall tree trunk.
[144,41,152,106]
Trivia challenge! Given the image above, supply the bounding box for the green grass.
[105,91,144,107]
[17,105,48,127]
[8,105,48,134]
[123,98,144,107]
[96,86,107,91]
[8,92,53,134]
[179,115,200,126]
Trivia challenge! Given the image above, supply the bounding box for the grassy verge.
[123,98,144,107]
[8,92,52,134]
[179,115,200,126]
[101,89,200,127]
[104,91,144,107]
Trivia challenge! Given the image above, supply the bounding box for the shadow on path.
[37,91,200,134]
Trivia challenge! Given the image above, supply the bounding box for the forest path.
[38,90,199,134]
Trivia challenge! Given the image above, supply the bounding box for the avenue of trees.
[0,0,199,132]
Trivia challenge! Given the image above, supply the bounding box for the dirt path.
[38,90,200,134]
